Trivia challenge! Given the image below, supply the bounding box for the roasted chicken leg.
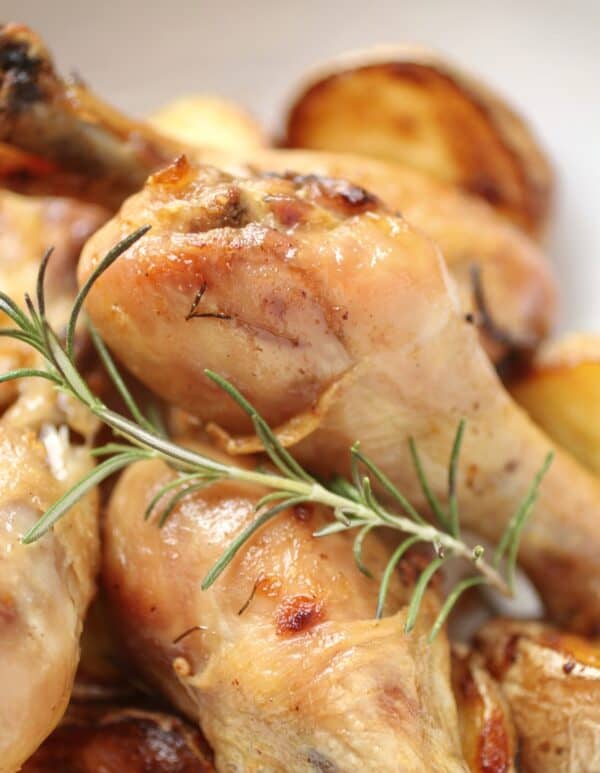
[0,169,102,772]
[104,444,469,772]
[0,23,557,361]
[80,159,600,633]
[0,408,98,771]
[0,189,107,409]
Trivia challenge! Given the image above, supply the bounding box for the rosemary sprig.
[0,229,553,639]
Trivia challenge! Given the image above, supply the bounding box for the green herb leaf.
[22,452,147,543]
[66,226,151,358]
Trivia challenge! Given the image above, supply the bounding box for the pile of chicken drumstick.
[0,22,598,773]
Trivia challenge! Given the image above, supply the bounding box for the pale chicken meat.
[104,445,469,772]
[0,20,594,770]
[243,148,557,363]
[0,407,99,772]
[79,157,600,633]
[0,23,557,362]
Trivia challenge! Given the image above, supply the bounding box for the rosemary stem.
[71,390,509,596]
[2,225,551,640]
[92,403,510,596]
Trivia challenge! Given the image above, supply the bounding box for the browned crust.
[22,704,214,772]
[474,619,600,772]
[275,594,325,635]
[451,646,517,772]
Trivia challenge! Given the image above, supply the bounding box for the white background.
[3,0,599,332]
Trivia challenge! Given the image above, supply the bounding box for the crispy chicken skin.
[475,619,600,772]
[0,417,98,772]
[0,24,182,209]
[104,446,468,772]
[0,23,556,361]
[80,157,600,633]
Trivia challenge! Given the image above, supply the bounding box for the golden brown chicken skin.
[80,158,600,633]
[104,445,468,772]
[0,23,181,210]
[0,22,557,362]
[475,619,600,772]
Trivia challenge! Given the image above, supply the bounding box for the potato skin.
[510,334,600,475]
[22,704,214,773]
[284,47,553,237]
[475,619,600,773]
[451,646,517,773]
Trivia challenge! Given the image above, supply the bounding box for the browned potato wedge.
[22,703,214,772]
[510,334,600,475]
[149,96,266,153]
[475,619,600,772]
[284,47,553,236]
[451,646,517,772]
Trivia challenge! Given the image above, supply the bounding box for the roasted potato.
[22,704,214,772]
[149,96,266,153]
[475,619,600,772]
[451,646,517,773]
[283,47,553,236]
[510,334,600,475]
